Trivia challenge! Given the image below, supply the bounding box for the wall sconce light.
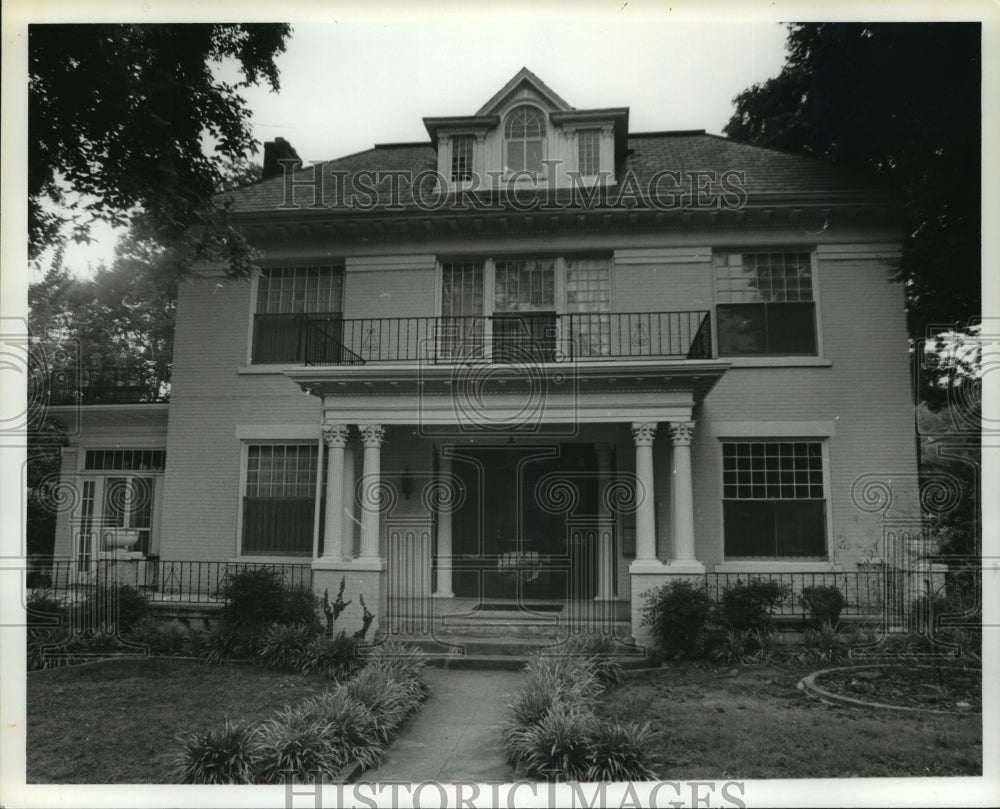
[401,468,413,499]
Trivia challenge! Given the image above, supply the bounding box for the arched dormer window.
[504,106,546,174]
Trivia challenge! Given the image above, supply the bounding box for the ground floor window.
[242,443,318,556]
[722,440,827,558]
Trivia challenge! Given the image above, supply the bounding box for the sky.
[50,16,792,276]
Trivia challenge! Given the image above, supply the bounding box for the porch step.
[384,633,648,670]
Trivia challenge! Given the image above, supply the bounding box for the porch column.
[321,425,349,560]
[594,442,615,600]
[434,449,454,598]
[341,442,356,559]
[631,422,658,563]
[669,421,699,565]
[358,424,385,561]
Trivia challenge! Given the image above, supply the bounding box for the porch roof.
[286,360,729,425]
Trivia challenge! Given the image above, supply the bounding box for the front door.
[448,445,598,601]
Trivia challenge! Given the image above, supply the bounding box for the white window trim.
[717,436,834,563]
[235,428,323,558]
[246,263,345,367]
[711,249,825,359]
[502,104,549,182]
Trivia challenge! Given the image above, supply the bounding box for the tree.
[724,23,980,339]
[29,23,290,274]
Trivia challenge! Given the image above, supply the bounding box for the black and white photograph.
[1,2,996,807]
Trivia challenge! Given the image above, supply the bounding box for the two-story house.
[49,69,920,646]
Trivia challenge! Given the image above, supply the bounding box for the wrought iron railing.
[702,569,894,618]
[46,366,169,406]
[294,310,713,365]
[30,559,312,604]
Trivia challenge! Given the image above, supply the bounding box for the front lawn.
[27,657,330,783]
[607,662,982,778]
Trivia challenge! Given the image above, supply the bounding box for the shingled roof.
[223,131,885,216]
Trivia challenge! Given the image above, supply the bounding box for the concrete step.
[384,632,648,670]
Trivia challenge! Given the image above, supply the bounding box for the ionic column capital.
[359,424,386,449]
[322,424,350,448]
[631,422,658,447]
[668,421,696,447]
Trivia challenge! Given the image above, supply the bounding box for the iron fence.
[30,559,312,604]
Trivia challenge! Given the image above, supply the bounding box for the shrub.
[26,591,67,629]
[586,720,660,782]
[172,721,258,784]
[718,579,789,633]
[253,704,345,784]
[516,707,597,781]
[219,568,318,631]
[129,616,193,657]
[799,585,846,627]
[258,623,317,672]
[641,579,713,658]
[298,633,361,680]
[73,584,149,635]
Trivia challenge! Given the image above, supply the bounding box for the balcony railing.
[45,366,169,406]
[275,310,713,366]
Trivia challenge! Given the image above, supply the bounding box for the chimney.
[262,137,302,180]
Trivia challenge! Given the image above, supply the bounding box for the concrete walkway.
[364,668,521,782]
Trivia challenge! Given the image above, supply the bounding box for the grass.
[607,662,982,778]
[28,656,983,782]
[27,657,332,783]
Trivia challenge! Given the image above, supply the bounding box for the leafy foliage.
[724,23,980,339]
[504,645,660,781]
[253,705,346,784]
[641,579,713,658]
[219,568,318,631]
[29,23,289,268]
[297,633,362,680]
[257,623,316,672]
[586,720,660,782]
[717,579,789,633]
[74,584,149,635]
[172,721,258,784]
[799,585,847,627]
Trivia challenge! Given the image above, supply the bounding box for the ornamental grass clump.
[257,623,316,672]
[172,641,428,783]
[172,721,258,784]
[253,704,345,784]
[503,641,659,781]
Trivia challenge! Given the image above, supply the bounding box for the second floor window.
[252,266,344,364]
[451,135,473,183]
[504,106,546,175]
[715,252,817,356]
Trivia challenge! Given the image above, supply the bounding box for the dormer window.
[504,106,546,174]
[451,135,473,183]
[577,129,601,176]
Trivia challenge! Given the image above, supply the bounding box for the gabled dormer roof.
[475,67,573,115]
